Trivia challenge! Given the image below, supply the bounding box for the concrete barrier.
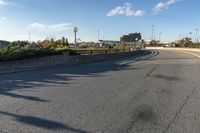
[0,50,142,74]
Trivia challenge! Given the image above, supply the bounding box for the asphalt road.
[0,49,200,133]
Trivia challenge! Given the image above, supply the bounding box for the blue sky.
[0,0,199,42]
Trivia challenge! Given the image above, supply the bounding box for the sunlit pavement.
[0,49,200,133]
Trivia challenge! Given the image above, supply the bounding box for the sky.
[0,0,200,42]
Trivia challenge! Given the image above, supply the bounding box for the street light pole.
[151,25,154,40]
[75,33,77,45]
[195,29,199,43]
[159,32,162,42]
[189,32,192,41]
[97,30,100,41]
[29,32,31,43]
[73,26,78,45]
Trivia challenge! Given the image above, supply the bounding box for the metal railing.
[71,48,140,55]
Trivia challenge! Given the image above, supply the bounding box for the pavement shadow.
[0,50,158,102]
[0,111,90,133]
[0,91,49,102]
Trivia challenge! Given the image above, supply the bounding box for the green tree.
[61,37,66,45]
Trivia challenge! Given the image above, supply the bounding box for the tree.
[178,37,192,47]
[149,40,158,47]
[11,41,29,47]
[65,38,69,46]
[50,38,55,44]
[41,39,51,48]
[61,37,66,45]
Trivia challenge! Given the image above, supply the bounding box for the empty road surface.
[1,49,200,133]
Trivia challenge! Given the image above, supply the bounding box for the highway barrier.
[0,49,143,74]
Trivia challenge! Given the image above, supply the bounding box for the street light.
[151,25,154,40]
[73,26,78,45]
[159,32,162,42]
[195,29,199,43]
[97,30,100,42]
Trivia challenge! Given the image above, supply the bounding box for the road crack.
[162,87,196,133]
[145,67,157,78]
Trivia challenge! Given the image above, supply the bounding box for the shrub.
[0,45,73,61]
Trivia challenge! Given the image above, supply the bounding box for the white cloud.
[0,16,7,22]
[28,22,72,32]
[1,16,6,19]
[0,0,5,5]
[153,0,179,14]
[29,23,46,30]
[48,23,72,31]
[0,0,24,8]
[134,10,146,17]
[107,3,145,17]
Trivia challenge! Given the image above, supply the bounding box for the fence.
[0,48,143,74]
[71,48,140,55]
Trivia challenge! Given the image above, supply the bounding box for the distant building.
[99,40,120,45]
[120,33,142,44]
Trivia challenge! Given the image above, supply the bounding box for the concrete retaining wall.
[0,51,141,74]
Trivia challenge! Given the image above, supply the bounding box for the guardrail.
[0,48,144,74]
[71,48,141,55]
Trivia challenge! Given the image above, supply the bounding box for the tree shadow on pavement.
[0,50,159,132]
[0,111,91,133]
[0,91,49,102]
[0,50,157,102]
